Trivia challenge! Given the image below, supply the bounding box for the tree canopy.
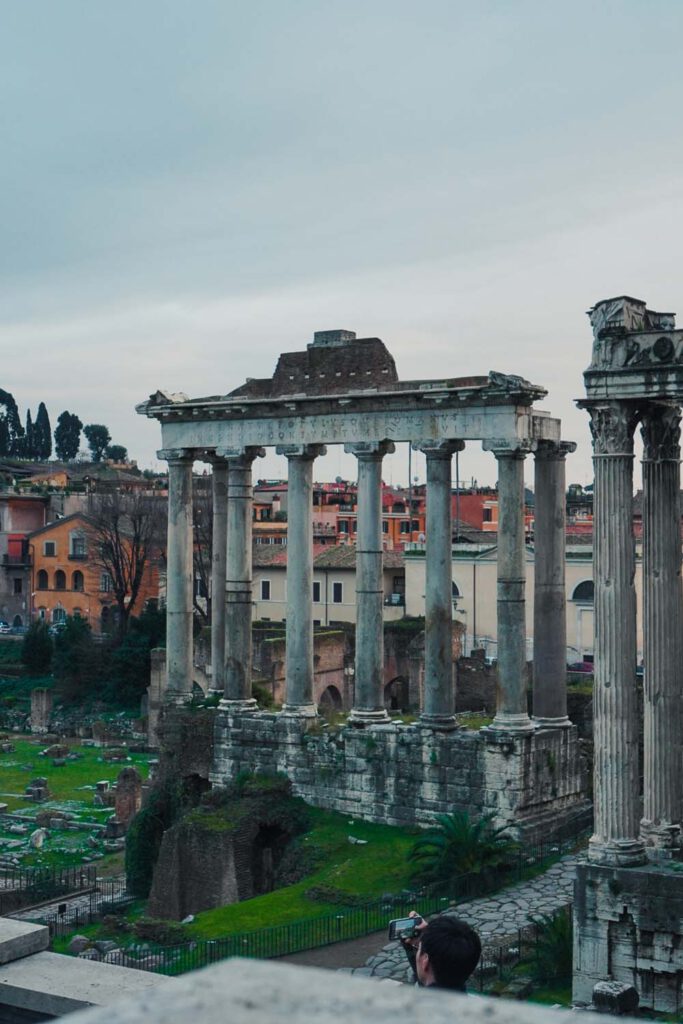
[54,411,83,461]
[84,423,111,462]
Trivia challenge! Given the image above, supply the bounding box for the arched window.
[72,570,84,592]
[572,580,594,603]
[37,569,48,590]
[52,606,66,623]
[54,570,66,590]
[452,580,461,599]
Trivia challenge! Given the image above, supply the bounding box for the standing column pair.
[413,440,464,730]
[217,446,264,710]
[345,441,395,724]
[159,448,195,704]
[532,441,574,727]
[277,444,326,716]
[640,404,683,853]
[483,442,534,733]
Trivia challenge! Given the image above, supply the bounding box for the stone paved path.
[345,856,577,983]
[12,877,127,922]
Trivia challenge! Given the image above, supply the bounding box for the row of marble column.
[159,438,574,732]
[586,401,683,864]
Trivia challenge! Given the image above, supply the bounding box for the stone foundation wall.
[210,712,590,838]
[574,862,683,1015]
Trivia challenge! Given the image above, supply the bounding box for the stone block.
[592,981,639,1015]
[0,919,49,964]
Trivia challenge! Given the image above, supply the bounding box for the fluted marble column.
[277,444,326,717]
[587,402,645,866]
[209,458,228,696]
[415,440,463,730]
[219,446,264,710]
[486,444,533,732]
[159,448,194,703]
[640,404,683,853]
[533,440,575,726]
[345,441,395,724]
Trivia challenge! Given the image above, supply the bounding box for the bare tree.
[86,491,166,637]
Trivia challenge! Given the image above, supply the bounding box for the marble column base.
[164,690,193,707]
[280,702,318,719]
[218,697,258,713]
[533,715,572,729]
[588,835,647,867]
[418,712,458,732]
[641,819,681,857]
[491,711,535,733]
[348,708,390,726]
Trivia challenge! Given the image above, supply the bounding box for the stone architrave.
[413,439,464,730]
[484,441,533,733]
[277,444,326,717]
[158,448,194,704]
[640,404,683,852]
[218,446,265,710]
[345,441,395,724]
[532,440,575,727]
[586,402,645,866]
[209,458,229,696]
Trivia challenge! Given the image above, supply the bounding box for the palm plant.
[408,810,518,894]
[524,909,573,985]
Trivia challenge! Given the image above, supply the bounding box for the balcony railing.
[68,552,88,561]
[384,593,405,607]
[1,553,31,567]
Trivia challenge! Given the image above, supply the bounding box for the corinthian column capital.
[641,404,681,462]
[585,402,639,457]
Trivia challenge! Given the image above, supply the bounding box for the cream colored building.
[252,545,405,626]
[404,539,643,663]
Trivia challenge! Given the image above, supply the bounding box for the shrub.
[524,909,573,985]
[21,622,53,675]
[125,781,181,898]
[408,811,518,894]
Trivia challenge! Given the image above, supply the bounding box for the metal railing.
[47,830,586,977]
[0,864,97,915]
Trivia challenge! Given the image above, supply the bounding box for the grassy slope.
[185,806,417,939]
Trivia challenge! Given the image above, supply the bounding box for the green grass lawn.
[0,738,155,868]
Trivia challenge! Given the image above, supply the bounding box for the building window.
[452,580,461,599]
[52,607,66,623]
[382,520,389,533]
[37,569,48,590]
[338,521,348,534]
[312,581,321,603]
[260,579,271,601]
[13,578,22,595]
[70,533,87,558]
[483,508,493,523]
[332,581,343,604]
[194,576,207,599]
[400,521,410,534]
[54,569,66,590]
[43,541,56,557]
[72,570,84,593]
[572,580,594,603]
[101,572,113,593]
[37,607,46,620]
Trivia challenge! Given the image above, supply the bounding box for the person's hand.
[401,911,426,949]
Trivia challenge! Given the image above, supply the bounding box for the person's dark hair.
[419,915,482,990]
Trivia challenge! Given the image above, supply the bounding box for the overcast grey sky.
[3,1,683,488]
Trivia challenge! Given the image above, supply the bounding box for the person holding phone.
[391,911,481,991]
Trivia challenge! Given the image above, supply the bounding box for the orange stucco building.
[29,513,161,633]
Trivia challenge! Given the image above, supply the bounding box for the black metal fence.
[45,830,585,977]
[0,864,98,915]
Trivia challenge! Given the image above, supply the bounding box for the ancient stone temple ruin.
[138,330,588,839]
[573,296,683,1013]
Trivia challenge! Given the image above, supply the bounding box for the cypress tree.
[35,402,52,460]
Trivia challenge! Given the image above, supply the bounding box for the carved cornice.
[641,404,681,462]
[215,446,266,465]
[586,403,639,456]
[276,444,327,460]
[344,440,396,459]
[157,448,195,464]
[411,440,464,458]
[534,440,577,462]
